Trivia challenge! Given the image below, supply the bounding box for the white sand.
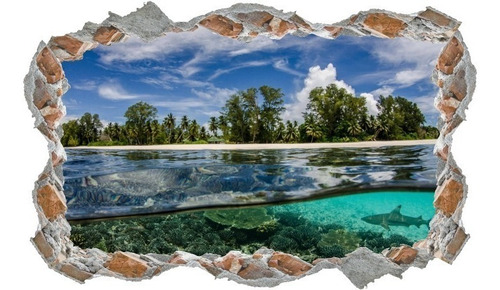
[72,139,436,150]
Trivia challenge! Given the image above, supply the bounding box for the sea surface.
[63,145,436,220]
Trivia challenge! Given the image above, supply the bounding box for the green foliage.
[61,84,437,147]
[124,101,158,145]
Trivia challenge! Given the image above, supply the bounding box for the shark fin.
[390,205,402,215]
[381,221,390,231]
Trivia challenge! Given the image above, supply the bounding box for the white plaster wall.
[0,0,495,290]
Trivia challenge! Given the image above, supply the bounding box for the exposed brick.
[363,13,407,38]
[324,26,343,38]
[447,227,468,256]
[449,69,467,101]
[385,245,418,265]
[268,252,312,276]
[434,178,464,217]
[36,47,64,84]
[33,78,52,109]
[105,252,149,278]
[60,263,93,282]
[93,26,124,45]
[37,184,67,221]
[418,8,451,27]
[437,37,464,74]
[32,231,54,259]
[199,15,243,38]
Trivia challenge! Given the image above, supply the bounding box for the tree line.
[61,83,439,147]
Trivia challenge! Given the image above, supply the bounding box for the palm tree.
[275,122,285,143]
[163,113,176,144]
[218,115,228,140]
[209,116,218,137]
[177,115,190,143]
[304,113,322,142]
[346,119,362,137]
[284,120,299,143]
[188,120,200,142]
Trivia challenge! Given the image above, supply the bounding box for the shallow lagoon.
[65,145,436,260]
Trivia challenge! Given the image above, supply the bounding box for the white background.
[0,0,497,289]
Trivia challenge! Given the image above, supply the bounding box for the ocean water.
[63,145,435,220]
[69,190,434,261]
[65,145,436,260]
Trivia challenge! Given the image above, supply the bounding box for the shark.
[361,205,430,230]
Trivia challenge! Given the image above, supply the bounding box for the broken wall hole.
[25,2,475,288]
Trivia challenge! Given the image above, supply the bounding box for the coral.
[203,207,274,229]
[318,229,362,253]
[256,219,279,233]
[317,244,345,258]
[269,235,298,252]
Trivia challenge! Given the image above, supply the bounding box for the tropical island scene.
[61,26,444,263]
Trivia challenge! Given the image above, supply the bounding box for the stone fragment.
[289,14,312,31]
[60,263,93,282]
[363,13,407,38]
[238,261,275,279]
[312,257,342,265]
[349,14,359,24]
[51,151,64,167]
[33,78,52,109]
[449,69,467,101]
[418,8,451,27]
[36,47,64,84]
[168,251,199,265]
[324,26,343,38]
[268,252,312,276]
[340,248,404,289]
[198,259,222,276]
[105,252,149,278]
[37,184,67,221]
[446,227,468,256]
[436,144,450,161]
[236,11,273,28]
[248,31,259,37]
[434,178,464,217]
[385,245,418,265]
[32,231,54,259]
[199,15,243,38]
[40,105,64,129]
[437,37,464,74]
[50,35,95,61]
[437,96,461,122]
[269,17,296,37]
[214,251,244,274]
[93,26,125,45]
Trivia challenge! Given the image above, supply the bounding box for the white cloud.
[71,80,98,91]
[191,87,238,106]
[208,60,270,81]
[272,59,305,77]
[152,99,208,109]
[97,80,151,100]
[370,86,395,97]
[283,63,355,121]
[360,93,379,116]
[97,27,279,78]
[370,38,444,88]
[61,114,79,124]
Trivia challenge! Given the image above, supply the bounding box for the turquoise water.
[69,190,434,261]
[268,191,434,241]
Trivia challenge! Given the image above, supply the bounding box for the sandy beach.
[72,139,436,151]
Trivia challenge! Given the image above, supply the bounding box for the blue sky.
[62,27,444,128]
